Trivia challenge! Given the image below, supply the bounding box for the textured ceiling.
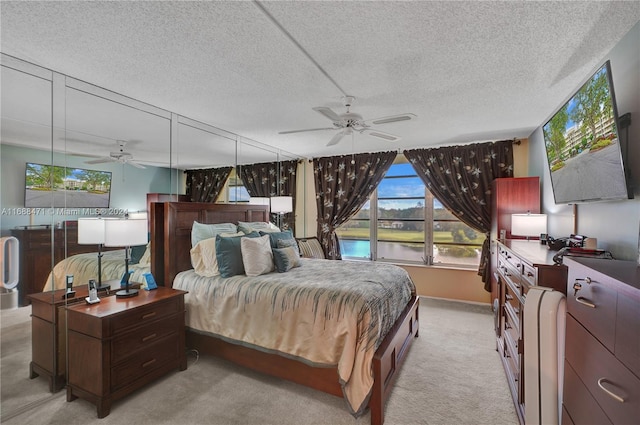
[1,1,639,168]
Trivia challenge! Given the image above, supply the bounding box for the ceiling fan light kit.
[280,96,415,147]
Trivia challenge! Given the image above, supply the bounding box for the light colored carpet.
[1,298,518,425]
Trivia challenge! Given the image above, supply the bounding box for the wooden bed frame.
[149,202,419,425]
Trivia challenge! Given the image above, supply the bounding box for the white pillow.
[238,221,280,234]
[190,232,243,276]
[137,242,151,266]
[240,234,274,277]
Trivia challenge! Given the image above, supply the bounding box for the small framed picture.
[143,272,158,290]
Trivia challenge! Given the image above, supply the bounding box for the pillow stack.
[190,221,301,277]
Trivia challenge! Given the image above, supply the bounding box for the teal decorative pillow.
[260,229,294,249]
[273,246,301,273]
[215,231,259,277]
[276,238,299,254]
[129,244,148,264]
[192,221,238,247]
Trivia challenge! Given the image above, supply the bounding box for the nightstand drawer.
[111,297,181,334]
[563,360,613,425]
[565,315,640,423]
[111,336,180,390]
[112,316,181,364]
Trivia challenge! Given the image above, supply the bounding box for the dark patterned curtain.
[314,151,397,260]
[404,140,514,290]
[185,166,233,203]
[236,160,298,231]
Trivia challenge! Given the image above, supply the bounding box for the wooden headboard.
[149,202,270,287]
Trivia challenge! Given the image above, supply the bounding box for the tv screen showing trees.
[543,61,631,204]
[25,162,112,208]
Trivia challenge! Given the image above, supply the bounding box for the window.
[336,155,484,267]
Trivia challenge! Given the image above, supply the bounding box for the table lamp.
[270,196,293,229]
[511,213,547,241]
[77,217,110,292]
[104,216,148,298]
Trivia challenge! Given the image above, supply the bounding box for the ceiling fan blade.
[129,161,147,169]
[279,127,336,135]
[364,113,416,126]
[327,130,347,147]
[361,128,401,142]
[85,157,116,164]
[313,106,341,122]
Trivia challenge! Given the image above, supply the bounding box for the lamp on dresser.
[104,216,147,298]
[511,212,547,241]
[77,217,110,292]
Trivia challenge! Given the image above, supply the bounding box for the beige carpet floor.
[1,297,518,425]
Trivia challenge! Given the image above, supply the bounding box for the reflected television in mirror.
[543,60,633,204]
[24,162,112,208]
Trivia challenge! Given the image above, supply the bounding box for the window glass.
[337,156,484,267]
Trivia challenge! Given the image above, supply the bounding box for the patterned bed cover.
[172,258,416,416]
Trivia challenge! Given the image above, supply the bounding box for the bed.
[149,202,420,425]
[44,247,151,291]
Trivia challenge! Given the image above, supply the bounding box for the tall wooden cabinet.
[490,177,541,307]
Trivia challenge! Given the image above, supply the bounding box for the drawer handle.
[142,312,157,320]
[142,333,157,342]
[506,294,513,301]
[142,358,157,368]
[526,271,534,278]
[597,378,625,403]
[576,296,596,308]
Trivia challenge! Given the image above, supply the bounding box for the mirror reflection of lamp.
[104,216,148,298]
[511,213,548,241]
[77,216,110,292]
[270,196,293,230]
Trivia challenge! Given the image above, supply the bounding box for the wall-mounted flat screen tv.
[543,60,632,204]
[24,162,112,208]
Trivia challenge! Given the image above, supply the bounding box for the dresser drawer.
[112,315,181,364]
[111,335,180,390]
[565,315,640,423]
[563,360,613,425]
[111,297,181,334]
[503,304,519,349]
[499,259,522,294]
[616,295,640,378]
[567,265,618,352]
[521,262,536,289]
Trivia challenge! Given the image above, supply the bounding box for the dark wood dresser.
[11,226,106,305]
[66,286,187,418]
[495,239,567,424]
[563,257,640,424]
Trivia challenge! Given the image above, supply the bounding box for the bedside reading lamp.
[77,217,110,292]
[104,216,147,298]
[270,196,293,230]
[511,213,547,241]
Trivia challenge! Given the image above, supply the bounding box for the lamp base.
[115,288,139,298]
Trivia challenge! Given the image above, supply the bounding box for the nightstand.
[65,286,187,418]
[27,279,133,392]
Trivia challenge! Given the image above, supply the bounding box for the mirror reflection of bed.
[150,202,419,425]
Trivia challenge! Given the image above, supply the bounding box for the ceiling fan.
[84,140,146,169]
[279,96,416,146]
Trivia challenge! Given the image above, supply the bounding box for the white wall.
[528,22,640,261]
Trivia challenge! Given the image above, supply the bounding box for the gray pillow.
[191,221,238,247]
[273,246,301,273]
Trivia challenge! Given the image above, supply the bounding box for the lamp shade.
[511,213,547,237]
[270,196,292,214]
[249,197,270,206]
[104,218,148,247]
[77,218,106,244]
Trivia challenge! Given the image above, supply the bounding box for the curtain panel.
[236,160,298,231]
[403,140,514,290]
[185,166,233,203]
[314,151,397,260]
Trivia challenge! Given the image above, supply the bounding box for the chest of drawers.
[66,287,187,418]
[563,257,640,424]
[495,239,567,424]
